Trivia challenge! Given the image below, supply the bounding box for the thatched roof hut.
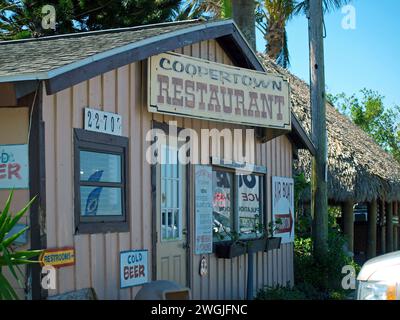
[259,54,400,203]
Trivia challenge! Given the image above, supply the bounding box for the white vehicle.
[357,251,400,300]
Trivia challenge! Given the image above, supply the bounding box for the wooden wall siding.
[42,39,293,300]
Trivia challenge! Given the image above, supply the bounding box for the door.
[156,145,187,287]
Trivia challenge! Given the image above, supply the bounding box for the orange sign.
[40,247,75,268]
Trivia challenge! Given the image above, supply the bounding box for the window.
[212,164,265,241]
[74,129,129,234]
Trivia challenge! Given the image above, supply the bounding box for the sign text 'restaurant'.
[148,52,291,129]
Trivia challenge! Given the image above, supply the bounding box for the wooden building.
[0,19,314,300]
[260,55,400,262]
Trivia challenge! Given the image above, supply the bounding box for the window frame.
[160,144,183,242]
[74,128,129,234]
[211,159,267,243]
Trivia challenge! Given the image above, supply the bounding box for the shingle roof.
[0,20,205,79]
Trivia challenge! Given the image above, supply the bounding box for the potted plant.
[0,191,43,300]
[265,218,282,251]
[246,221,268,254]
[214,229,247,259]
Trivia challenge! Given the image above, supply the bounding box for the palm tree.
[174,0,257,50]
[256,0,351,68]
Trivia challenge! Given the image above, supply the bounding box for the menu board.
[195,165,213,254]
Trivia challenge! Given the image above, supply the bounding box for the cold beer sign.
[272,176,294,244]
[120,250,148,288]
[148,52,291,130]
[0,144,29,189]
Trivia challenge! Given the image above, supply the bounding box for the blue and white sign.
[0,144,29,189]
[120,250,148,288]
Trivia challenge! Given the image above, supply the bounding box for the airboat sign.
[272,176,294,244]
[0,144,29,189]
[148,52,291,130]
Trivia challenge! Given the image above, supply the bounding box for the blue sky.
[256,0,400,107]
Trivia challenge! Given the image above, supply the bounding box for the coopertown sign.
[148,52,291,130]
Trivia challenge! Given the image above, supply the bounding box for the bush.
[256,228,360,300]
[255,283,307,300]
[293,229,360,299]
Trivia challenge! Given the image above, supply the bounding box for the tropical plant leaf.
[2,225,29,248]
[0,190,13,232]
[6,196,36,234]
[0,271,19,300]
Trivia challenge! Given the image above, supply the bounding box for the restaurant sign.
[120,250,148,288]
[148,52,291,130]
[272,177,294,244]
[0,144,29,189]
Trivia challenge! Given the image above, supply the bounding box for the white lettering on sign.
[0,144,29,189]
[84,107,122,136]
[120,250,148,288]
[148,52,291,130]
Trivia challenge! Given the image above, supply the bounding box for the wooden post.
[393,201,398,251]
[379,199,386,254]
[386,202,393,252]
[342,200,354,253]
[309,0,328,260]
[397,201,400,251]
[367,199,377,259]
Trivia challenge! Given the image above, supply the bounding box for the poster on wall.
[120,250,148,288]
[195,165,213,254]
[0,144,29,189]
[238,174,261,235]
[272,176,294,244]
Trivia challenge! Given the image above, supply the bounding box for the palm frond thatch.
[259,53,400,203]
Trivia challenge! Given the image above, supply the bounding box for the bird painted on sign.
[84,170,104,216]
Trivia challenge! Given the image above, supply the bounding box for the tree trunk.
[265,17,285,61]
[232,0,256,50]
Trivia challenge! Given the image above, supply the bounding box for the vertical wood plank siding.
[42,40,293,299]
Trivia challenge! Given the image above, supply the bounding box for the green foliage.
[256,0,351,68]
[330,89,400,162]
[0,0,181,40]
[256,226,359,300]
[0,191,43,300]
[255,283,307,300]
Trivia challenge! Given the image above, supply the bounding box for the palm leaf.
[0,272,18,300]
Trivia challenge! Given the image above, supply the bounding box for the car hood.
[357,251,400,282]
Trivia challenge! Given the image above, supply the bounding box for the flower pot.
[247,237,267,253]
[265,237,281,251]
[215,241,247,259]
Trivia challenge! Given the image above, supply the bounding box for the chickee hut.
[0,19,314,300]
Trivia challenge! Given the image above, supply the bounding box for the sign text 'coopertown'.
[148,52,291,129]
